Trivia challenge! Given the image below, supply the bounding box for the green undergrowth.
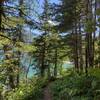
[4,68,100,100]
[6,77,48,100]
[50,69,100,100]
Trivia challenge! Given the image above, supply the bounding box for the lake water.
[27,62,74,77]
[0,53,73,77]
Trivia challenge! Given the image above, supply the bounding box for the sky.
[39,0,60,9]
[49,0,60,3]
[39,0,59,3]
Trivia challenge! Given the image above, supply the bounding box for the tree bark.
[54,48,58,77]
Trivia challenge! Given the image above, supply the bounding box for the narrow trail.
[43,84,52,100]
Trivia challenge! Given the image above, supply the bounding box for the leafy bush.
[6,77,47,100]
[50,70,100,100]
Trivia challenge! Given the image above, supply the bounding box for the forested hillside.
[0,0,100,100]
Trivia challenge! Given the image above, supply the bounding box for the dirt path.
[43,85,52,100]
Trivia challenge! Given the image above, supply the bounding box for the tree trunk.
[78,17,83,71]
[54,48,58,77]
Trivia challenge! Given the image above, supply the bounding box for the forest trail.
[43,83,52,100]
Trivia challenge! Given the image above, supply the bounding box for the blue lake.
[27,62,74,77]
